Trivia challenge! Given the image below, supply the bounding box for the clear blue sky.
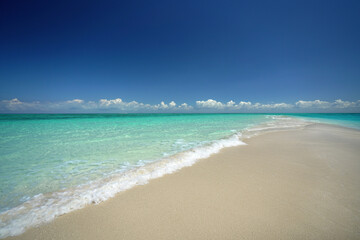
[0,0,359,112]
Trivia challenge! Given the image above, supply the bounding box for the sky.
[0,0,359,113]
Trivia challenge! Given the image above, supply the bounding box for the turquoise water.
[0,114,266,211]
[288,113,360,130]
[0,113,359,237]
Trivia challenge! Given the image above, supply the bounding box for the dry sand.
[7,123,360,240]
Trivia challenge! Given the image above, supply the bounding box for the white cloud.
[66,99,84,104]
[333,99,360,108]
[295,100,331,108]
[238,101,252,108]
[99,98,123,106]
[0,98,41,111]
[195,99,292,110]
[4,98,23,110]
[295,99,360,110]
[226,100,235,107]
[169,101,176,108]
[196,99,225,109]
[159,101,168,109]
[0,98,359,113]
[179,103,193,110]
[255,103,293,109]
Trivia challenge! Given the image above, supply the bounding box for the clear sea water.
[0,113,359,237]
[288,113,360,130]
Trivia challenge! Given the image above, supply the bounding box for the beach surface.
[7,123,360,240]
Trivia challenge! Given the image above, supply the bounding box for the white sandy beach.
[6,123,360,240]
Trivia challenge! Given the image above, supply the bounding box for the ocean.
[0,113,359,237]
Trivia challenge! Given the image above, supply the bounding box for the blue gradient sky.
[0,0,360,112]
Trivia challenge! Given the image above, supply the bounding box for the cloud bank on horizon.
[1,98,360,113]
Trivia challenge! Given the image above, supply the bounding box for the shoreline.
[5,123,360,239]
[0,115,309,238]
